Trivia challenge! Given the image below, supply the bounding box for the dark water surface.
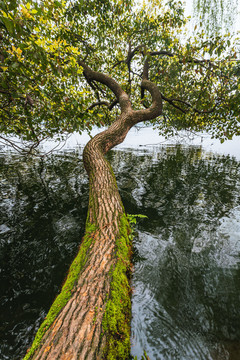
[0,145,240,359]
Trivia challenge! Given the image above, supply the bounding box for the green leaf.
[1,17,14,34]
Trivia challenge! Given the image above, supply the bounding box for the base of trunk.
[23,214,132,360]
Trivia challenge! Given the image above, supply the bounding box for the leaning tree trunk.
[23,61,162,360]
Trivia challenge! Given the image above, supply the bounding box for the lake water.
[0,129,240,359]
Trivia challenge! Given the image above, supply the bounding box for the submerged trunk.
[24,63,162,360]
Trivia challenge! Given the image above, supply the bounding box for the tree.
[0,0,239,359]
[193,0,239,35]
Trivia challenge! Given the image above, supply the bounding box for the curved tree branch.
[112,44,144,70]
[79,60,132,113]
[80,60,162,126]
[134,78,162,121]
[87,99,118,111]
[161,94,186,113]
[141,57,149,101]
[87,101,110,111]
[134,56,162,122]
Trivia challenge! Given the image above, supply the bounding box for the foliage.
[193,0,239,35]
[127,213,148,240]
[0,0,239,144]
[127,213,148,225]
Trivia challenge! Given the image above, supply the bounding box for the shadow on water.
[0,145,240,359]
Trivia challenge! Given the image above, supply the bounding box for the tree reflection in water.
[111,146,240,360]
[0,145,240,360]
[0,151,88,359]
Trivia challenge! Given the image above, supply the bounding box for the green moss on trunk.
[23,221,96,360]
[102,214,133,360]
[23,211,133,359]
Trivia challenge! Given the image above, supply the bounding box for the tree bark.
[24,63,162,360]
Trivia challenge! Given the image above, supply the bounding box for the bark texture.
[24,62,162,360]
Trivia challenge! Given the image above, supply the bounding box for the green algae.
[23,221,96,360]
[102,213,133,360]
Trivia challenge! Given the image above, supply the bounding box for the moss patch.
[23,221,96,360]
[102,213,133,360]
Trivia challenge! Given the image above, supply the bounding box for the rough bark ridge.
[24,62,162,360]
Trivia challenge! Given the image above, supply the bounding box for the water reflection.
[0,151,88,360]
[112,146,240,360]
[0,145,240,360]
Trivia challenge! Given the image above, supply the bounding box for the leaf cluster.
[0,0,239,143]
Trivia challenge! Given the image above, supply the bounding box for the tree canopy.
[0,0,239,147]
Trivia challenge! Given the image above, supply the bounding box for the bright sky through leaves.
[0,0,239,150]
